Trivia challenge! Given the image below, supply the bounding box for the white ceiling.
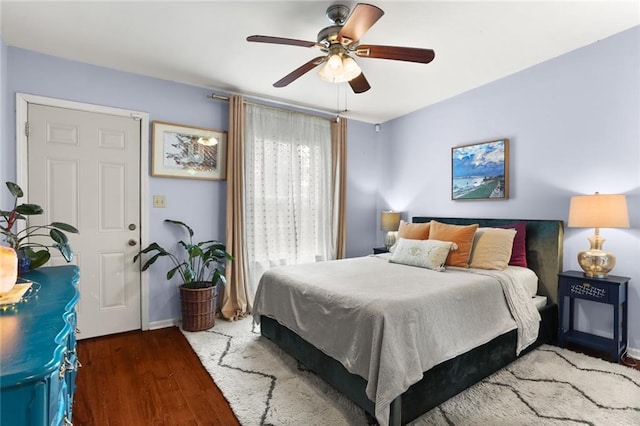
[1,1,638,123]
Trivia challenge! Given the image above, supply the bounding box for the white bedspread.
[252,255,540,426]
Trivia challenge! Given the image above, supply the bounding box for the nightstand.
[558,271,630,363]
[373,247,389,254]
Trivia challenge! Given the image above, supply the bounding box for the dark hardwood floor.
[73,327,639,425]
[566,343,640,370]
[623,355,640,370]
[73,327,240,425]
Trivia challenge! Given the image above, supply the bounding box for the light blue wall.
[4,26,638,351]
[380,26,640,351]
[346,119,381,257]
[2,47,377,323]
[1,35,9,209]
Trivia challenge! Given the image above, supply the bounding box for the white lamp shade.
[568,193,629,228]
[318,54,361,83]
[341,56,361,81]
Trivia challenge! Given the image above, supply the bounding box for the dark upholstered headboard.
[412,217,564,304]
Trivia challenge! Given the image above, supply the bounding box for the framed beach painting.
[451,139,509,200]
[152,121,227,180]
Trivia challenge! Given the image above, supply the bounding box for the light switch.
[153,195,166,208]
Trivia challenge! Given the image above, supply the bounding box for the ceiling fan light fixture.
[341,56,361,80]
[318,53,361,83]
[327,53,344,72]
[318,54,343,82]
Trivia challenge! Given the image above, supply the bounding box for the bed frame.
[260,217,564,425]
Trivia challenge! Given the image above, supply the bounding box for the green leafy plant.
[1,181,79,270]
[133,219,232,289]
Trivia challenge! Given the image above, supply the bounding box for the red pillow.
[497,222,527,268]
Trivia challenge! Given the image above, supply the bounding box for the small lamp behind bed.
[568,192,629,278]
[381,211,401,249]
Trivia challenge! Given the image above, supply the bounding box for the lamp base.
[384,231,397,250]
[577,234,616,278]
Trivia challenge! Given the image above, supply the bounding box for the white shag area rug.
[182,317,640,426]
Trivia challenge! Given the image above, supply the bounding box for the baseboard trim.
[627,346,640,360]
[148,318,179,330]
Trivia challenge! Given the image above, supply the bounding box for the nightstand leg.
[558,295,566,347]
[622,300,628,356]
[613,302,620,363]
[568,297,575,331]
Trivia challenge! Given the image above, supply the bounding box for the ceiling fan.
[247,3,435,94]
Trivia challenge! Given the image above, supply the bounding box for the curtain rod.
[207,93,342,121]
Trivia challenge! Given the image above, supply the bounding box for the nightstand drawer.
[567,278,609,302]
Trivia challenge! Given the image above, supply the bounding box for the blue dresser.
[0,265,80,425]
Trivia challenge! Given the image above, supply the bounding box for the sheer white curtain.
[244,104,333,293]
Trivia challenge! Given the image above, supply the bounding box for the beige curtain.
[331,117,347,259]
[221,95,252,320]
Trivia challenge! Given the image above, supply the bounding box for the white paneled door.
[27,104,142,339]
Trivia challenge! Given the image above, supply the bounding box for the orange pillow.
[429,220,479,268]
[397,220,430,240]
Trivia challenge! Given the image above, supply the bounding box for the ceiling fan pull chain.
[344,85,348,114]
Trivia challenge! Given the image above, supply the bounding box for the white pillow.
[389,238,457,271]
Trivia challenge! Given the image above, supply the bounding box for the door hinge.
[24,122,30,137]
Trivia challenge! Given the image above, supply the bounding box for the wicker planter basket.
[179,284,217,331]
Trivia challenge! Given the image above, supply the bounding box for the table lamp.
[568,192,629,278]
[0,246,18,293]
[381,211,401,249]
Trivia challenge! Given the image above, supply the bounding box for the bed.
[253,217,563,425]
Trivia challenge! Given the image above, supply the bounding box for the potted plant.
[1,181,79,274]
[133,219,232,331]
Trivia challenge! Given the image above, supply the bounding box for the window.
[244,105,332,292]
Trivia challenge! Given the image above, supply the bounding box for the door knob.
[128,239,137,246]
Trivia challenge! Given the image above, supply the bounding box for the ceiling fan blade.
[338,3,384,46]
[355,44,435,64]
[247,35,318,48]
[348,72,371,94]
[273,56,326,88]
